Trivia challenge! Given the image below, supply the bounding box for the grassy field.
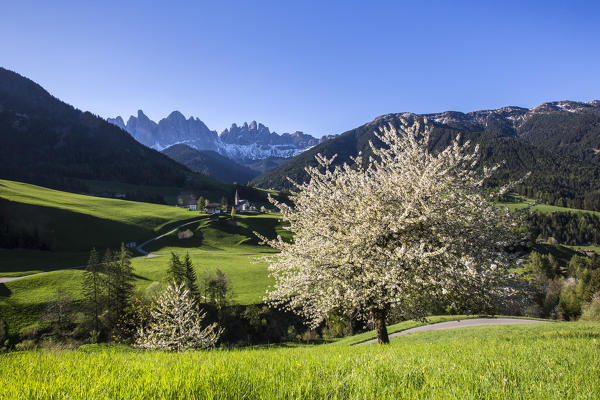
[0,212,284,335]
[132,212,286,304]
[0,179,201,251]
[0,179,207,275]
[0,322,597,399]
[562,245,600,255]
[0,249,89,277]
[82,179,186,206]
[498,195,600,216]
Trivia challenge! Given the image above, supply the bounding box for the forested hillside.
[162,144,259,184]
[254,107,600,211]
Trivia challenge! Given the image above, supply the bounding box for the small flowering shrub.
[136,282,222,351]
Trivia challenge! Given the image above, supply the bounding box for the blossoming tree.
[136,282,222,351]
[258,118,526,344]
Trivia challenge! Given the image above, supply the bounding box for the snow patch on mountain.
[107,111,330,162]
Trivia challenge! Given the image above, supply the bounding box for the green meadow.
[131,213,287,305]
[0,179,205,275]
[0,180,285,335]
[498,195,600,216]
[1,182,598,400]
[1,322,598,399]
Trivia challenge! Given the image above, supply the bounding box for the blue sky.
[2,1,599,137]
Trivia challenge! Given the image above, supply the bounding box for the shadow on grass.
[133,273,151,281]
[0,283,11,297]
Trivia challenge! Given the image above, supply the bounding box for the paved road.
[359,318,549,345]
[0,216,208,283]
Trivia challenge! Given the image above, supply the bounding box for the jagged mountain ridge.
[253,100,600,212]
[108,111,334,162]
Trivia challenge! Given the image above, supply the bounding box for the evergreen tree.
[197,196,205,211]
[220,196,228,212]
[183,253,200,301]
[230,206,236,220]
[106,244,135,322]
[167,252,185,283]
[82,248,105,333]
[102,248,115,314]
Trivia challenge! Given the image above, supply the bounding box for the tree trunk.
[371,308,389,344]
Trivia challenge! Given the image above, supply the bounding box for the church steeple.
[234,190,239,206]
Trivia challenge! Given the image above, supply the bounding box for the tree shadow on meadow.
[0,283,11,297]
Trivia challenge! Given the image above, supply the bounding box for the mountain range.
[0,67,242,202]
[3,65,600,213]
[253,100,600,212]
[108,111,335,163]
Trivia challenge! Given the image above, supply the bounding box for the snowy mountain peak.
[107,111,333,162]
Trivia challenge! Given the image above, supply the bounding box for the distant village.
[179,190,271,214]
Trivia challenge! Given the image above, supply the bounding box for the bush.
[19,323,41,341]
[136,282,222,351]
[15,339,37,351]
[557,286,581,320]
[580,293,600,321]
[0,319,7,351]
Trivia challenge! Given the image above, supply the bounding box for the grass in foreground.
[1,322,598,399]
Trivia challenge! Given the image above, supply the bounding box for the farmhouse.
[577,249,597,257]
[206,202,222,214]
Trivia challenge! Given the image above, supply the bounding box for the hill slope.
[254,103,600,211]
[162,144,259,184]
[0,179,202,259]
[0,67,228,194]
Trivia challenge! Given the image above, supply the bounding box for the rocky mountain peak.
[166,110,186,121]
[107,112,331,161]
[107,115,126,130]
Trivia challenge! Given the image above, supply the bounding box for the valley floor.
[1,322,598,399]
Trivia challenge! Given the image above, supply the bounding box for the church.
[234,190,251,211]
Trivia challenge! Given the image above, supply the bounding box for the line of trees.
[525,252,600,320]
[81,244,135,340]
[527,211,600,246]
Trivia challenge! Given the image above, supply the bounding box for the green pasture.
[0,250,89,278]
[81,180,186,206]
[1,322,598,399]
[562,245,600,255]
[0,179,207,274]
[0,179,202,251]
[498,195,600,216]
[1,211,284,335]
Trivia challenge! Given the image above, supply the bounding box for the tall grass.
[1,322,598,399]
